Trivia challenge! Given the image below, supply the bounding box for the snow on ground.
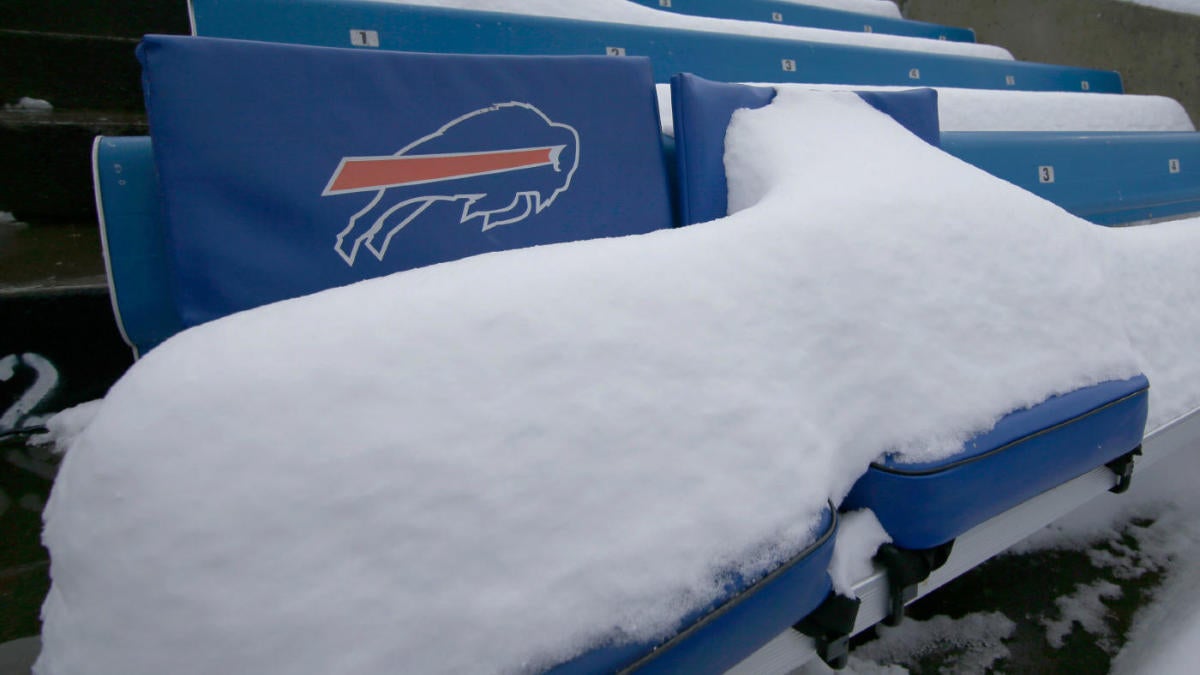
[1043,580,1124,650]
[655,84,1194,136]
[1119,0,1200,16]
[778,0,902,19]
[372,0,1013,60]
[1004,408,1200,675]
[800,612,1017,674]
[38,88,1163,674]
[1109,497,1200,673]
[3,96,53,112]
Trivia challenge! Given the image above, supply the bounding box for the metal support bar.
[728,408,1200,675]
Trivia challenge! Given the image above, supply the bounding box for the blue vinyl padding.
[547,507,837,675]
[138,35,673,330]
[188,0,1120,92]
[669,75,1200,227]
[93,136,183,357]
[942,131,1200,225]
[626,0,976,42]
[842,376,1150,550]
[670,73,940,225]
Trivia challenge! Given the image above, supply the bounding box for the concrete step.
[0,109,147,222]
[1,29,145,112]
[0,221,107,291]
[0,0,189,38]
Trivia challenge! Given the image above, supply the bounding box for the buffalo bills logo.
[322,102,580,266]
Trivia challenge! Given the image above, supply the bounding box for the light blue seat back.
[625,0,976,42]
[943,131,1200,225]
[93,136,183,356]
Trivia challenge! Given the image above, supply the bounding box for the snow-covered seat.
[669,74,1200,228]
[670,70,1151,616]
[186,0,1119,92]
[840,376,1150,549]
[90,34,844,672]
[623,0,976,42]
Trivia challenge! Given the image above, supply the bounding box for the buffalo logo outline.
[322,102,581,266]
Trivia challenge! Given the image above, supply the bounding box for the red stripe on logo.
[327,147,559,194]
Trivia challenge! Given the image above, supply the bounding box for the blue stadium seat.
[625,0,976,42]
[669,74,1200,227]
[842,377,1149,549]
[94,35,842,672]
[117,35,673,336]
[670,72,1150,553]
[187,0,1120,92]
[93,136,183,356]
[943,131,1200,225]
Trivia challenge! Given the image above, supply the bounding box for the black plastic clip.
[794,591,861,670]
[873,540,954,626]
[1106,445,1142,494]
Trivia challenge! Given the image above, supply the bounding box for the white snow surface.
[655,83,1194,136]
[1120,0,1200,16]
[1043,580,1123,650]
[30,401,101,454]
[778,0,902,19]
[1099,217,1200,432]
[1015,416,1200,675]
[39,88,1192,675]
[828,509,891,597]
[370,0,1012,60]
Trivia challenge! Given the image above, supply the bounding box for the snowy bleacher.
[29,1,1200,674]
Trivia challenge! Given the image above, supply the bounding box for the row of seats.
[624,0,977,42]
[185,0,1116,91]
[97,27,1155,671]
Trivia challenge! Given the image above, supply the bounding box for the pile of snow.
[1100,217,1200,432]
[828,509,891,596]
[779,0,902,19]
[38,88,1158,675]
[3,96,52,112]
[1120,0,1200,16]
[656,84,1194,136]
[371,0,1012,59]
[1043,580,1123,650]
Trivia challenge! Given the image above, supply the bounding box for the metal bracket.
[1106,445,1142,494]
[794,591,861,670]
[873,540,955,626]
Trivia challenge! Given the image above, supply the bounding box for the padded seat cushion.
[842,375,1149,549]
[547,506,837,675]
